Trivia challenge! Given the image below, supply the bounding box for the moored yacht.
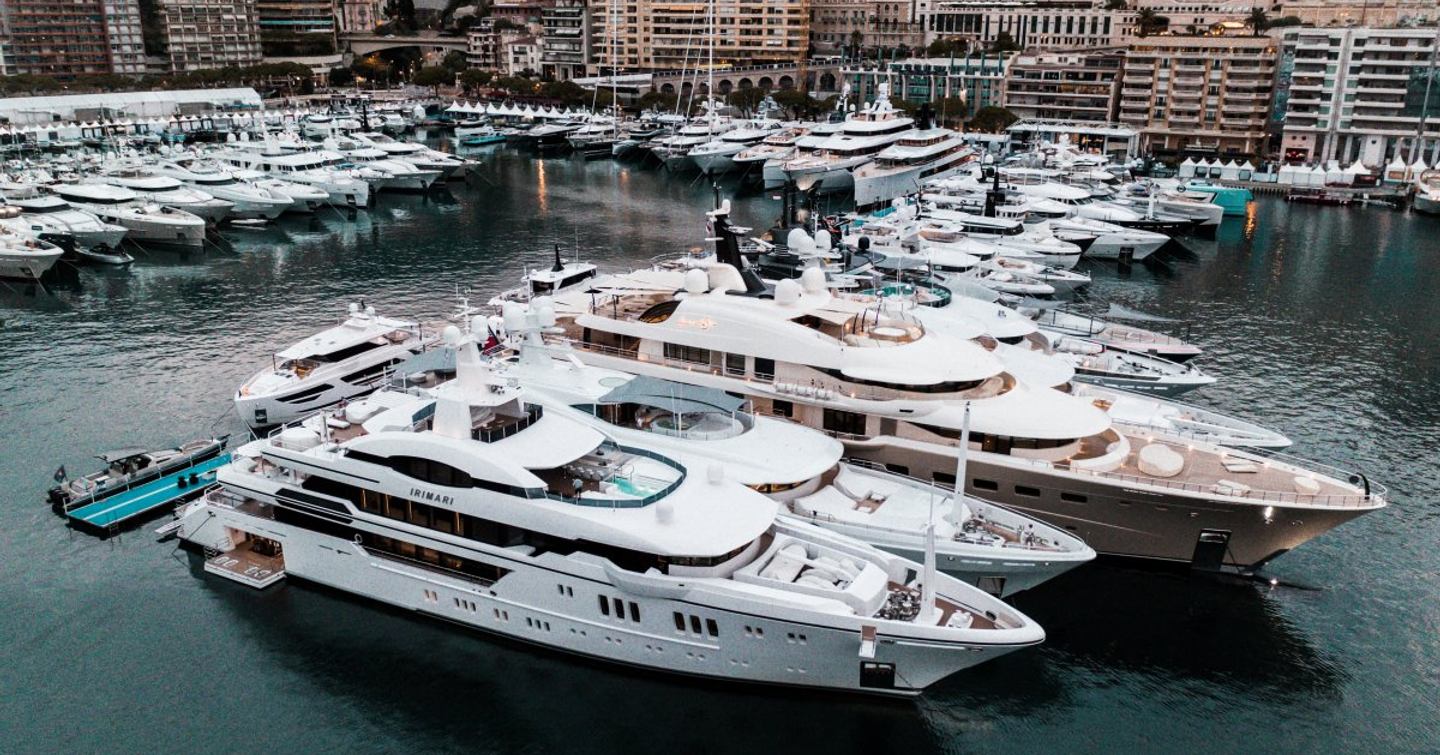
[234,302,432,429]
[95,170,234,223]
[177,324,1045,696]
[213,147,371,208]
[777,83,913,193]
[852,107,975,209]
[51,182,206,249]
[0,225,64,279]
[2,190,128,255]
[151,159,294,220]
[529,204,1385,573]
[496,309,1095,596]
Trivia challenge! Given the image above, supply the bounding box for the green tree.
[1103,0,1126,9]
[413,65,451,92]
[727,86,767,113]
[932,95,968,126]
[988,31,1017,53]
[849,29,864,58]
[968,105,1018,133]
[637,90,680,112]
[1246,7,1270,35]
[926,37,967,58]
[1135,8,1169,37]
[771,89,819,119]
[458,68,492,94]
[442,50,469,73]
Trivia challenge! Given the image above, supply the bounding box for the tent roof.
[598,375,745,415]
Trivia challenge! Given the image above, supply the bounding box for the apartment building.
[809,0,925,54]
[256,0,336,56]
[0,0,146,76]
[916,0,1131,50]
[1118,34,1277,157]
[1278,27,1440,166]
[540,0,592,80]
[591,0,810,71]
[158,0,263,72]
[1281,1,1437,29]
[1003,47,1122,121]
[844,56,1008,116]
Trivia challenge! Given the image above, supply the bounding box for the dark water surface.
[2,151,1437,753]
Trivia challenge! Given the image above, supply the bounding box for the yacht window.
[1061,492,1088,504]
[613,597,625,620]
[772,399,793,418]
[725,352,746,376]
[932,472,956,486]
[822,408,868,437]
[1015,485,1041,497]
[637,300,680,323]
[706,619,719,638]
[754,358,775,381]
[972,478,999,491]
[689,615,702,635]
[673,612,686,632]
[629,602,640,623]
[314,340,382,363]
[599,596,610,616]
[663,343,711,366]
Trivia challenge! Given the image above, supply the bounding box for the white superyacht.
[177,325,1045,696]
[532,205,1386,573]
[234,302,432,429]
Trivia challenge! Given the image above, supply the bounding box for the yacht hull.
[853,154,972,209]
[843,439,1377,572]
[176,500,1036,696]
[1414,193,1440,215]
[0,249,63,279]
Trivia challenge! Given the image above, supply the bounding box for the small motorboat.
[1050,335,1216,397]
[48,436,229,512]
[73,245,135,266]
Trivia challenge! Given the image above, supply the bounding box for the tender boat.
[47,436,228,512]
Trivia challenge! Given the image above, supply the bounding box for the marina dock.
[66,453,230,532]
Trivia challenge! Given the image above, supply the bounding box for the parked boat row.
[74,194,1380,700]
[0,128,478,277]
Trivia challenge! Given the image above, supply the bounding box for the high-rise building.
[256,0,336,56]
[1117,33,1276,157]
[158,0,263,72]
[590,0,810,72]
[1278,27,1440,166]
[916,0,1131,50]
[810,0,925,54]
[0,0,146,76]
[540,0,592,80]
[1003,47,1123,122]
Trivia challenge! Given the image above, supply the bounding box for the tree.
[771,89,819,119]
[1246,7,1270,35]
[926,37,967,58]
[352,56,393,86]
[1103,0,1126,8]
[442,50,469,74]
[932,95,968,126]
[968,105,1018,134]
[328,67,356,87]
[413,65,451,93]
[849,29,864,59]
[988,31,1017,54]
[458,68,492,94]
[727,86,767,113]
[637,90,680,112]
[1135,8,1169,37]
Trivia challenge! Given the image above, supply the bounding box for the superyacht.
[530,205,1386,572]
[177,324,1045,695]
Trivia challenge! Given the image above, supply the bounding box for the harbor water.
[2,149,1437,752]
